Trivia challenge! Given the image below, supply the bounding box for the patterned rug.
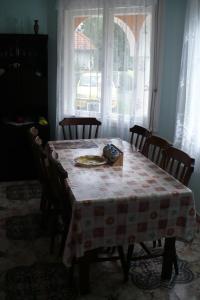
[0,180,200,300]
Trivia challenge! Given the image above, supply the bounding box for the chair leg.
[127,244,134,271]
[78,254,90,295]
[50,234,56,254]
[173,255,179,275]
[117,246,128,282]
[153,239,162,248]
[50,213,58,254]
[40,191,47,212]
[59,224,69,257]
[161,237,177,280]
[69,259,75,286]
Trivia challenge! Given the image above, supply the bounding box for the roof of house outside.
[74,31,96,50]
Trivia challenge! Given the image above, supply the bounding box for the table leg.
[127,244,134,271]
[78,254,90,295]
[117,246,128,282]
[161,237,177,280]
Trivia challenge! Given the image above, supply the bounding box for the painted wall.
[158,0,187,142]
[0,0,48,34]
[157,0,200,212]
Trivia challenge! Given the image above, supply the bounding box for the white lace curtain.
[174,0,200,210]
[56,0,160,140]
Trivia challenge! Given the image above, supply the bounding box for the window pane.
[72,10,152,120]
[112,13,151,119]
[73,15,103,114]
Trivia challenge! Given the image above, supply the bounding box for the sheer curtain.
[174,0,200,210]
[56,0,158,140]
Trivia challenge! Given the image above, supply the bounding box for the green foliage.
[81,16,132,71]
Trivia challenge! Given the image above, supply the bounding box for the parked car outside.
[75,71,139,115]
[76,72,117,113]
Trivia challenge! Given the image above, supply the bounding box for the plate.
[74,155,107,167]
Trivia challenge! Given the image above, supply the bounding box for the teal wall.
[0,0,48,34]
[158,0,187,142]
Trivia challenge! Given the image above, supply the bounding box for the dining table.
[48,138,196,293]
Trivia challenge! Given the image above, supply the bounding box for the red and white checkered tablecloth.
[48,138,196,266]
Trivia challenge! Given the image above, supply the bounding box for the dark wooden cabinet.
[0,34,48,119]
[0,34,49,181]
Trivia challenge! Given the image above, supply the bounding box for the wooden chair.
[128,147,195,276]
[142,135,172,167]
[28,138,70,255]
[142,135,172,248]
[47,150,72,255]
[28,130,51,213]
[161,146,195,186]
[59,117,101,140]
[157,147,194,273]
[129,125,151,152]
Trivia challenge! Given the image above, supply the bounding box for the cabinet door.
[0,34,48,180]
[18,36,48,118]
[0,34,48,120]
[0,66,20,118]
[19,63,47,117]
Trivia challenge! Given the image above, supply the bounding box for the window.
[70,10,152,118]
[57,0,156,139]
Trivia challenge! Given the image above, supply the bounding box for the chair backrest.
[47,151,71,217]
[59,117,101,140]
[142,135,172,166]
[32,136,48,184]
[129,125,151,152]
[161,147,195,186]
